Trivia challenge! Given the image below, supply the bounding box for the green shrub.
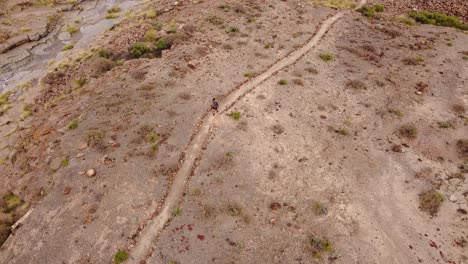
[278,80,287,85]
[229,112,241,120]
[98,48,111,59]
[319,53,334,61]
[225,26,239,33]
[357,5,375,18]
[144,29,158,42]
[66,25,78,35]
[107,7,122,13]
[106,13,119,19]
[409,11,468,30]
[113,251,128,264]
[67,121,78,130]
[62,44,74,51]
[130,43,150,58]
[419,189,444,216]
[155,38,169,50]
[374,4,384,12]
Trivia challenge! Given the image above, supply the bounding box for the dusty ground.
[0,0,467,263]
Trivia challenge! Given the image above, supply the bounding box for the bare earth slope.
[0,0,467,264]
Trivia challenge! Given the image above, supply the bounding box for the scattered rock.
[77,142,88,150]
[270,202,282,210]
[63,187,71,195]
[78,171,86,175]
[49,157,62,171]
[391,144,403,153]
[269,218,276,224]
[76,153,84,158]
[449,195,457,202]
[86,169,96,177]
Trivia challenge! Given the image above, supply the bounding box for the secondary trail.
[129,1,366,262]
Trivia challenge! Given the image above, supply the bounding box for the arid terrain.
[0,0,467,264]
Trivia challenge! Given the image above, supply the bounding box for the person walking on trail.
[211,98,219,115]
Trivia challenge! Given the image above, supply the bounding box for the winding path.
[128,1,366,262]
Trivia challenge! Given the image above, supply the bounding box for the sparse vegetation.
[85,129,105,146]
[229,112,241,121]
[98,48,111,59]
[61,158,69,167]
[397,124,418,139]
[244,72,254,78]
[319,53,334,61]
[155,38,169,50]
[206,15,224,25]
[335,128,349,136]
[113,250,128,264]
[393,16,416,26]
[311,0,356,9]
[419,189,444,216]
[74,78,87,88]
[66,25,78,35]
[20,105,32,121]
[62,44,74,51]
[346,80,366,90]
[307,236,334,259]
[225,26,239,33]
[144,29,158,42]
[107,7,122,13]
[106,13,120,19]
[402,57,420,65]
[278,79,288,85]
[409,11,468,30]
[357,5,375,18]
[227,203,242,216]
[311,201,328,216]
[437,121,453,129]
[172,207,182,217]
[389,109,403,118]
[129,43,150,58]
[67,121,78,130]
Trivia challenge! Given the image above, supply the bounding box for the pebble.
[77,142,88,150]
[76,153,84,158]
[449,195,457,202]
[86,169,96,177]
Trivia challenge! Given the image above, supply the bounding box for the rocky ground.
[0,0,467,263]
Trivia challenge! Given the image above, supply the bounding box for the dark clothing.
[211,101,219,110]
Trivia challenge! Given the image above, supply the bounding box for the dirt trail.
[128,1,366,262]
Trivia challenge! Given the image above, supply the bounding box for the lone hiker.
[211,98,219,115]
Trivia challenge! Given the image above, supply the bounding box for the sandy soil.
[0,0,467,263]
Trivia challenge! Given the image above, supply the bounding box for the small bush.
[62,44,74,51]
[229,112,241,121]
[374,4,384,12]
[113,250,128,264]
[67,121,78,130]
[278,79,287,85]
[311,201,328,216]
[147,133,159,143]
[172,207,182,216]
[206,15,224,25]
[61,158,69,167]
[227,203,242,216]
[419,189,444,216]
[308,236,333,259]
[74,77,87,88]
[98,48,111,59]
[319,53,334,61]
[335,128,349,136]
[155,38,169,50]
[244,72,254,78]
[437,121,453,129]
[107,7,122,13]
[394,16,416,25]
[66,25,78,35]
[398,124,418,139]
[129,43,150,58]
[225,26,239,33]
[357,5,375,18]
[409,11,468,30]
[144,29,158,42]
[106,13,119,19]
